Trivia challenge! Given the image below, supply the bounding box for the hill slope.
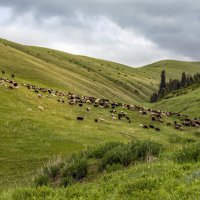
[1,38,200,103]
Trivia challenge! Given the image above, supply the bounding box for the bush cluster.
[174,143,200,163]
[34,140,162,187]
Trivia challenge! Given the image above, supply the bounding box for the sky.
[0,0,200,67]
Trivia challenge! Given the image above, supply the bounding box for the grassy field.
[2,161,200,200]
[0,39,200,199]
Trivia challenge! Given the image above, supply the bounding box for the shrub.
[100,144,133,170]
[194,130,200,137]
[130,140,162,161]
[61,158,88,181]
[87,142,123,159]
[34,174,50,187]
[174,143,200,163]
[34,158,63,187]
[169,136,196,144]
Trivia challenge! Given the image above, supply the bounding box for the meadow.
[0,39,200,199]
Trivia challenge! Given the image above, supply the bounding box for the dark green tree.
[181,72,187,87]
[158,70,166,98]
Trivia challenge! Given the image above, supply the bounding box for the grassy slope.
[2,81,198,189]
[1,38,200,103]
[2,161,200,200]
[0,39,200,193]
[150,85,200,118]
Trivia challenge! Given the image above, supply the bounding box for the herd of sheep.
[1,73,200,131]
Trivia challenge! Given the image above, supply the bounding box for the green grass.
[1,38,200,198]
[149,85,200,117]
[2,161,200,200]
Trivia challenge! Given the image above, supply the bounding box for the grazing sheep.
[38,106,44,111]
[77,117,84,121]
[94,119,98,123]
[167,122,172,126]
[69,101,75,105]
[140,124,148,129]
[8,85,14,89]
[87,107,91,111]
[2,70,5,74]
[99,118,105,122]
[38,94,42,98]
[27,108,32,112]
[11,74,15,78]
[149,125,155,129]
[79,103,83,107]
[155,128,160,131]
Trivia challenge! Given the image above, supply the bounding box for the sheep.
[140,124,148,129]
[11,74,15,78]
[87,107,91,111]
[94,119,98,123]
[8,85,14,89]
[99,118,105,122]
[167,122,172,126]
[126,116,130,120]
[38,94,42,98]
[149,125,155,129]
[77,117,84,121]
[155,128,160,131]
[69,101,75,105]
[38,106,44,111]
[2,70,5,74]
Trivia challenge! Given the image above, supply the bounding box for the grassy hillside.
[0,39,200,198]
[1,38,200,103]
[150,85,200,117]
[2,161,200,200]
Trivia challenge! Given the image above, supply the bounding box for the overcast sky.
[0,0,200,66]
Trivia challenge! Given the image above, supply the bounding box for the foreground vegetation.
[2,142,200,200]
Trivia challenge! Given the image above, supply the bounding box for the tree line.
[150,70,200,103]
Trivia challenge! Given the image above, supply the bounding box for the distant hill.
[0,38,200,103]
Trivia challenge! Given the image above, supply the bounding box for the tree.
[181,72,187,87]
[158,70,166,98]
[150,92,158,103]
[159,70,166,91]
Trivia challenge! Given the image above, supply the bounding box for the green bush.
[34,174,50,187]
[87,142,123,159]
[61,158,88,181]
[130,140,162,161]
[33,140,162,188]
[175,143,200,163]
[100,144,133,170]
[169,136,196,144]
[194,130,200,137]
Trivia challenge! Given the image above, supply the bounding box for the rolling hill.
[1,38,200,103]
[0,39,200,199]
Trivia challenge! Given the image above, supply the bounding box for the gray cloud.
[0,0,199,66]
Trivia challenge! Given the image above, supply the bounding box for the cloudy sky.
[0,0,200,66]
